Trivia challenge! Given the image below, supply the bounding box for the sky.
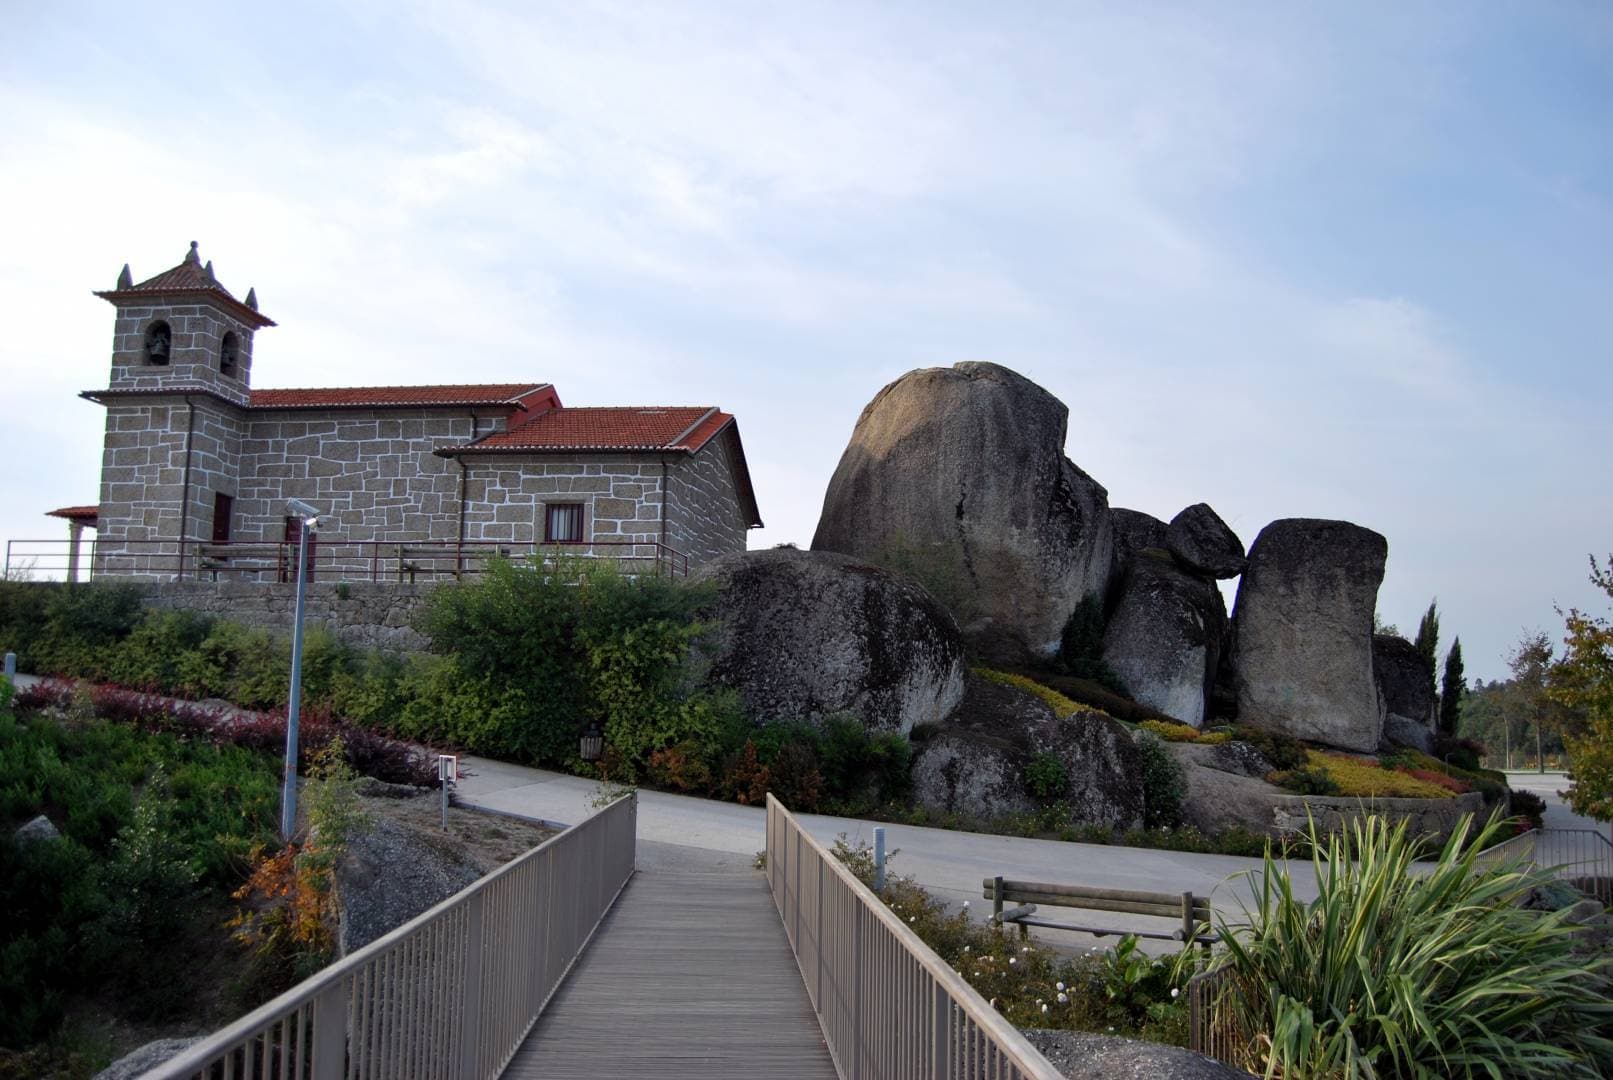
[1,1,1609,682]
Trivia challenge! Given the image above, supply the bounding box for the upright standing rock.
[1230,518,1388,752]
[1100,550,1227,727]
[1374,634,1437,752]
[812,362,1112,663]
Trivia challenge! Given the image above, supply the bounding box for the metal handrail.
[5,536,690,581]
[145,793,637,1080]
[765,794,1063,1080]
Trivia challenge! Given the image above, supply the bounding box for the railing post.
[310,979,348,1080]
[458,889,485,1080]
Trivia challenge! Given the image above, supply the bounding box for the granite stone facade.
[80,244,761,583]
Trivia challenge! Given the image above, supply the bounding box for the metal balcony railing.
[4,537,690,583]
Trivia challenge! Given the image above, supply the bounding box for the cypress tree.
[1440,637,1465,736]
[1414,600,1440,670]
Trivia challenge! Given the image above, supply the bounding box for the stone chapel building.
[69,243,762,581]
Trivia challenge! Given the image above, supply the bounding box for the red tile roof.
[449,406,731,453]
[46,505,99,523]
[249,384,556,410]
[95,242,276,328]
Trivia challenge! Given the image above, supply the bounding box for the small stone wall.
[1270,791,1487,845]
[140,581,434,650]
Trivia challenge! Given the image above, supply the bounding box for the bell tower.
[95,240,275,408]
[84,243,275,577]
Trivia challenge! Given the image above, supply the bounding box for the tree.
[1550,555,1613,821]
[1439,637,1464,737]
[1507,631,1572,773]
[1414,600,1440,671]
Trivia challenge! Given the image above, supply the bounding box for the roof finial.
[204,259,216,281]
[245,287,258,311]
[185,240,200,265]
[116,263,133,290]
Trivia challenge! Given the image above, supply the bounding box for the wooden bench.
[983,876,1217,949]
[396,544,513,582]
[196,543,286,581]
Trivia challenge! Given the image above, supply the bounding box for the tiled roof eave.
[434,443,692,458]
[94,287,276,328]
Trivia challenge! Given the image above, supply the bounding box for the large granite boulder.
[95,1038,206,1080]
[1099,550,1227,727]
[1230,519,1388,752]
[1167,503,1247,579]
[1374,634,1437,752]
[336,814,486,954]
[1108,507,1168,577]
[910,674,1143,828]
[812,362,1113,664]
[697,548,966,734]
[1019,1029,1255,1079]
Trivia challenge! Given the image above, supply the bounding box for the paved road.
[455,755,1305,949]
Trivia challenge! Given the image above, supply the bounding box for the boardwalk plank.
[502,869,839,1079]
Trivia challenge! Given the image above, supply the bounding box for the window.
[144,320,171,365]
[219,331,239,376]
[545,503,584,543]
[212,493,233,543]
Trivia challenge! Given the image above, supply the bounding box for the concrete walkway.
[455,755,1307,946]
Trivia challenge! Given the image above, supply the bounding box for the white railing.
[145,793,637,1080]
[765,795,1063,1080]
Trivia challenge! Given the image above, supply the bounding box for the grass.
[973,667,1093,718]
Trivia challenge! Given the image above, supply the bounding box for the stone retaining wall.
[1270,790,1487,844]
[140,581,434,651]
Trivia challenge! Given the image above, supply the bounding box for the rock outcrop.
[909,674,1143,828]
[1099,551,1227,727]
[1374,634,1437,752]
[1230,518,1389,752]
[14,814,60,845]
[812,362,1113,663]
[1167,503,1247,579]
[1018,1029,1255,1079]
[95,1038,206,1080]
[1108,507,1168,578]
[336,814,486,955]
[697,547,966,734]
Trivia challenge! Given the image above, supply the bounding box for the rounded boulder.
[1166,502,1247,579]
[697,548,966,734]
[811,361,1113,664]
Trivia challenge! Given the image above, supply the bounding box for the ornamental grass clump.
[1206,812,1613,1078]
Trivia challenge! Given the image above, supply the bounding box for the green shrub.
[104,609,213,692]
[1024,751,1068,801]
[1232,724,1308,771]
[1206,813,1613,1078]
[1269,763,1342,797]
[31,583,147,678]
[1136,731,1185,829]
[829,835,1190,1041]
[1510,789,1547,831]
[1058,596,1128,693]
[816,713,913,808]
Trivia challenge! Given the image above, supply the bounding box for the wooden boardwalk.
[502,868,839,1079]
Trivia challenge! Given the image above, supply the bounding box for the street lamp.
[279,498,320,840]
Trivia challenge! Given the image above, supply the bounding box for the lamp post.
[279,499,320,841]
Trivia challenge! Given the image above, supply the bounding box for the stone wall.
[1270,791,1486,845]
[95,401,195,577]
[236,408,479,550]
[140,581,433,651]
[665,428,749,565]
[109,300,255,405]
[461,455,666,553]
